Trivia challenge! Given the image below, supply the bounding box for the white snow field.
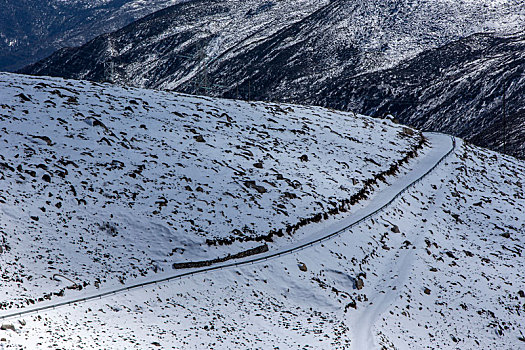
[0,73,524,349]
[0,72,424,305]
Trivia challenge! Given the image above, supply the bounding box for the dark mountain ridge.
[315,32,525,159]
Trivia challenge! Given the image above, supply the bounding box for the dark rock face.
[316,32,525,159]
[0,0,182,71]
[20,0,525,158]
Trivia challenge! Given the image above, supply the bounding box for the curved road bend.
[0,133,455,320]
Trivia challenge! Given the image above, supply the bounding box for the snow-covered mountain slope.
[0,76,523,349]
[19,0,330,83]
[21,0,524,90]
[0,72,426,312]
[0,0,184,71]
[318,30,525,160]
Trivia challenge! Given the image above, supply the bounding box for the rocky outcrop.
[172,244,269,269]
[206,134,426,246]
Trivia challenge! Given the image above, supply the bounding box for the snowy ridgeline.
[0,72,421,306]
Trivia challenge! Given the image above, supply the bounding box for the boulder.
[356,278,364,290]
[297,262,307,272]
[1,324,15,331]
[244,180,267,194]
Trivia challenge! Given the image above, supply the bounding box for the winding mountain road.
[0,132,455,321]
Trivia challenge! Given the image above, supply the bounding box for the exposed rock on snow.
[0,73,523,349]
[0,72,421,309]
